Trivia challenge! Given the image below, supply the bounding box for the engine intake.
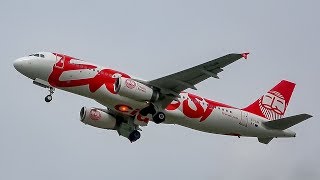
[80,107,117,129]
[114,77,159,102]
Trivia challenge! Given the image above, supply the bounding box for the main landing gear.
[140,104,166,124]
[45,87,55,103]
[153,112,166,124]
[116,119,141,143]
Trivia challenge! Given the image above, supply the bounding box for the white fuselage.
[13,52,295,139]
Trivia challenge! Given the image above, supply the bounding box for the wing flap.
[258,137,273,144]
[199,69,220,78]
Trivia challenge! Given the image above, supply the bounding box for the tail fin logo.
[259,91,286,120]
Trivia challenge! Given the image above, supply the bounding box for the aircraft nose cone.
[13,58,24,73]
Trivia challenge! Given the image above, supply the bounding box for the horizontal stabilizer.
[258,137,273,144]
[263,114,312,130]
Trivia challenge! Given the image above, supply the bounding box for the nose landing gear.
[45,87,55,102]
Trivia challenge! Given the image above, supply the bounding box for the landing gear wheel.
[45,95,52,102]
[44,87,55,103]
[153,112,166,124]
[128,130,141,142]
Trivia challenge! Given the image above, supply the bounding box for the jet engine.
[114,77,159,102]
[80,107,117,129]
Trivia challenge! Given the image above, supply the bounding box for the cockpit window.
[28,53,45,58]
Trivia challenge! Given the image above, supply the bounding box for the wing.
[148,53,249,108]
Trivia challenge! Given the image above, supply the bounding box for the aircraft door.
[54,53,65,69]
[240,111,248,127]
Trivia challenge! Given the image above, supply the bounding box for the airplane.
[13,52,312,144]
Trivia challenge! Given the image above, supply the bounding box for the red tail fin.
[242,80,296,120]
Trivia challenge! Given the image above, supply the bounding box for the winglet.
[241,52,250,60]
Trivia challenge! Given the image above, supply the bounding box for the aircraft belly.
[166,108,241,135]
[166,108,275,137]
[207,110,245,135]
[57,85,93,98]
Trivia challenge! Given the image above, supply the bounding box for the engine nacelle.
[114,77,159,102]
[80,107,117,129]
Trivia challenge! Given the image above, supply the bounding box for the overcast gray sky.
[1,0,319,179]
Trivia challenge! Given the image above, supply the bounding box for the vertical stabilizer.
[243,80,296,120]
